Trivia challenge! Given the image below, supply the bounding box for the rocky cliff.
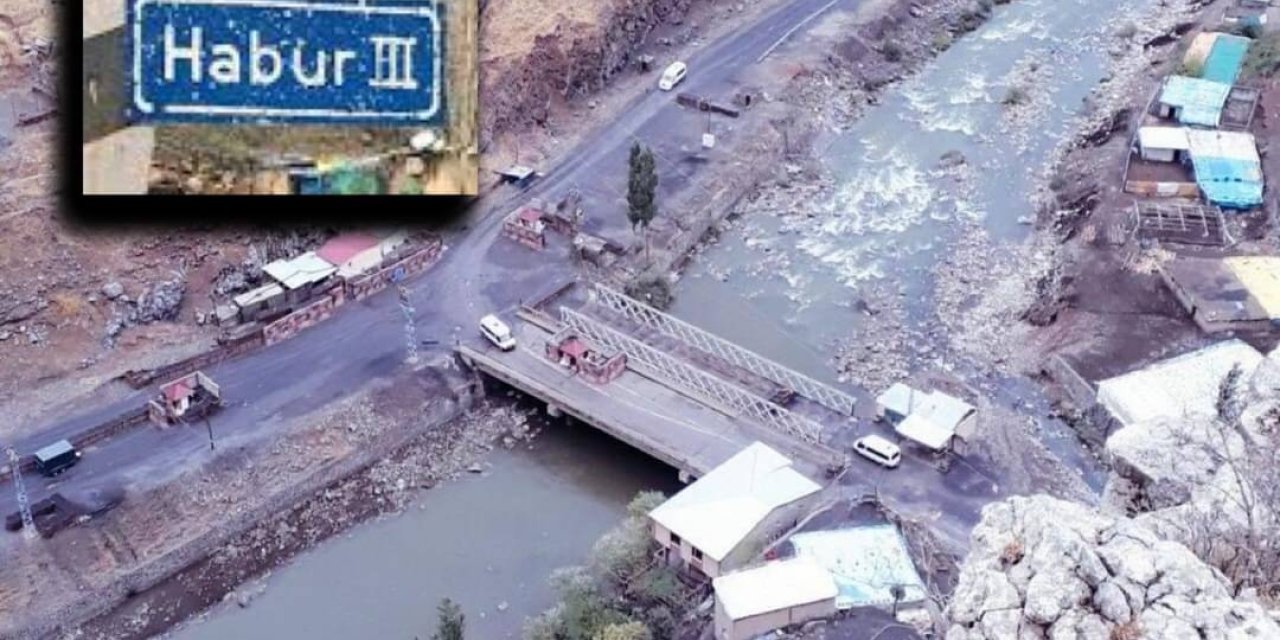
[945,495,1280,640]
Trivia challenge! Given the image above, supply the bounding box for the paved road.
[1,0,1000,545]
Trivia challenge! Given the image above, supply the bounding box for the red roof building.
[316,232,381,266]
[163,380,192,402]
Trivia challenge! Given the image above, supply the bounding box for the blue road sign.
[126,0,444,125]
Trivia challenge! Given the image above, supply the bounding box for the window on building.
[691,547,703,560]
[669,532,682,546]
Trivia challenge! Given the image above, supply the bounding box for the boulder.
[945,496,1279,640]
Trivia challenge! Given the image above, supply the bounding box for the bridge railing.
[592,285,856,415]
[560,307,824,443]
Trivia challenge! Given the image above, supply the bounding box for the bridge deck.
[458,321,843,481]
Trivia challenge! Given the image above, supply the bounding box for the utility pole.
[397,284,418,364]
[6,447,36,541]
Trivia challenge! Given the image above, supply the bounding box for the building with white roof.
[875,382,976,452]
[649,442,822,578]
[1137,126,1191,163]
[263,251,338,291]
[1096,339,1263,427]
[713,558,837,640]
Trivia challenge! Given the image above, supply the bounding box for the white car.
[658,61,688,91]
[853,434,901,468]
[479,314,516,351]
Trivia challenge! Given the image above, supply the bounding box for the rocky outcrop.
[946,495,1279,640]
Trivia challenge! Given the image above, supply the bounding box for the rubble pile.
[103,271,188,348]
[946,495,1280,640]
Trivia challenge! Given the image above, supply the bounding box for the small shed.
[874,382,926,425]
[875,383,976,452]
[713,558,838,640]
[503,205,547,250]
[149,371,223,426]
[1156,76,1232,127]
[496,165,538,188]
[544,328,627,385]
[232,283,286,322]
[1137,126,1190,163]
[263,252,338,304]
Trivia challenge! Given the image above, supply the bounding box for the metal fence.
[593,285,856,415]
[560,307,824,443]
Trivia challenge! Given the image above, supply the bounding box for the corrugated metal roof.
[233,283,284,308]
[1183,32,1218,73]
[1225,256,1280,318]
[788,525,927,609]
[713,558,837,620]
[1159,76,1231,127]
[1138,126,1190,151]
[649,442,821,562]
[263,252,338,290]
[1187,130,1263,208]
[1203,34,1250,85]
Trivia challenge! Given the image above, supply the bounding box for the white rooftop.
[649,442,821,562]
[1186,129,1260,163]
[876,382,927,416]
[878,382,975,450]
[713,558,837,620]
[232,283,284,308]
[1138,126,1191,151]
[1096,339,1264,426]
[263,251,338,290]
[896,414,952,451]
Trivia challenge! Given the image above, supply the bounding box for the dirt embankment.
[0,360,542,639]
[481,0,694,138]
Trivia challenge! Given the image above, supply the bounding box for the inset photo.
[82,0,478,195]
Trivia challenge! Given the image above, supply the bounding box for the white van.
[480,314,516,351]
[853,435,901,469]
[658,61,688,91]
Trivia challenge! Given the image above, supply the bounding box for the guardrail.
[592,285,857,415]
[560,307,824,443]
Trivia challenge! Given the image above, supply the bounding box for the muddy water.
[673,0,1142,489]
[165,410,680,640]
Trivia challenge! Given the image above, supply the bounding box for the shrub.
[1242,32,1280,78]
[624,274,673,311]
[931,32,954,52]
[879,41,905,62]
[1002,85,1030,107]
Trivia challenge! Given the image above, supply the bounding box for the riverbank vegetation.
[524,491,702,640]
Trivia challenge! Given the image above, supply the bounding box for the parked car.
[658,61,688,91]
[853,435,901,469]
[480,314,516,351]
[33,440,81,477]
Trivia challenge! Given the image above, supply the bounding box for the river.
[673,0,1146,489]
[165,404,681,640]
[166,0,1144,636]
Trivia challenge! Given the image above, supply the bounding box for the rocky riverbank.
[0,361,539,639]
